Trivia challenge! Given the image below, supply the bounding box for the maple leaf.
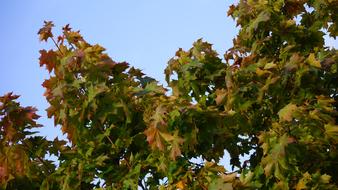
[25,106,40,121]
[39,50,57,73]
[306,53,321,68]
[42,77,57,98]
[38,21,54,41]
[324,124,338,142]
[4,123,16,141]
[96,55,116,68]
[144,105,177,151]
[151,105,168,127]
[278,103,298,122]
[128,67,144,78]
[169,131,184,160]
[209,178,233,190]
[62,24,72,32]
[227,4,236,16]
[61,122,77,143]
[112,62,129,74]
[144,126,165,150]
[0,92,19,103]
[295,172,311,190]
[249,11,271,31]
[64,30,84,43]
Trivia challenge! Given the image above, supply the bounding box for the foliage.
[0,93,67,189]
[1,0,338,189]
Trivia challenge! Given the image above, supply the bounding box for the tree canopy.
[1,0,337,189]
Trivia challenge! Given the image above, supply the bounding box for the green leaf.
[263,62,277,70]
[209,177,233,190]
[248,11,270,32]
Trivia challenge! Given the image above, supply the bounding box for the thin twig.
[98,125,114,145]
[51,37,64,55]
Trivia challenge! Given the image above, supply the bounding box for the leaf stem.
[51,37,64,55]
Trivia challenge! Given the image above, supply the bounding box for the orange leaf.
[176,180,186,189]
[39,50,57,73]
[144,126,165,150]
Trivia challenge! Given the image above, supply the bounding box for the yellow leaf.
[320,174,331,184]
[264,62,277,70]
[278,103,297,122]
[264,162,274,177]
[306,53,321,68]
[324,124,338,142]
[221,173,237,182]
[176,180,185,189]
[295,172,311,190]
[159,132,174,142]
[256,68,271,76]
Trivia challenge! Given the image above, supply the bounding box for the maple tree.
[1,0,338,189]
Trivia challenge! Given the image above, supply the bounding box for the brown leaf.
[61,122,77,143]
[227,5,236,16]
[62,24,72,32]
[4,122,16,141]
[144,126,165,150]
[169,131,184,160]
[38,21,54,41]
[39,50,57,73]
[0,92,19,103]
[221,173,237,182]
[25,107,40,120]
[215,88,227,105]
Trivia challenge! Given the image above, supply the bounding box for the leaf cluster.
[1,0,338,189]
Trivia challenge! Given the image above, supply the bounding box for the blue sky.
[0,0,238,139]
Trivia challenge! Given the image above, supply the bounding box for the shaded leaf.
[278,103,298,122]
